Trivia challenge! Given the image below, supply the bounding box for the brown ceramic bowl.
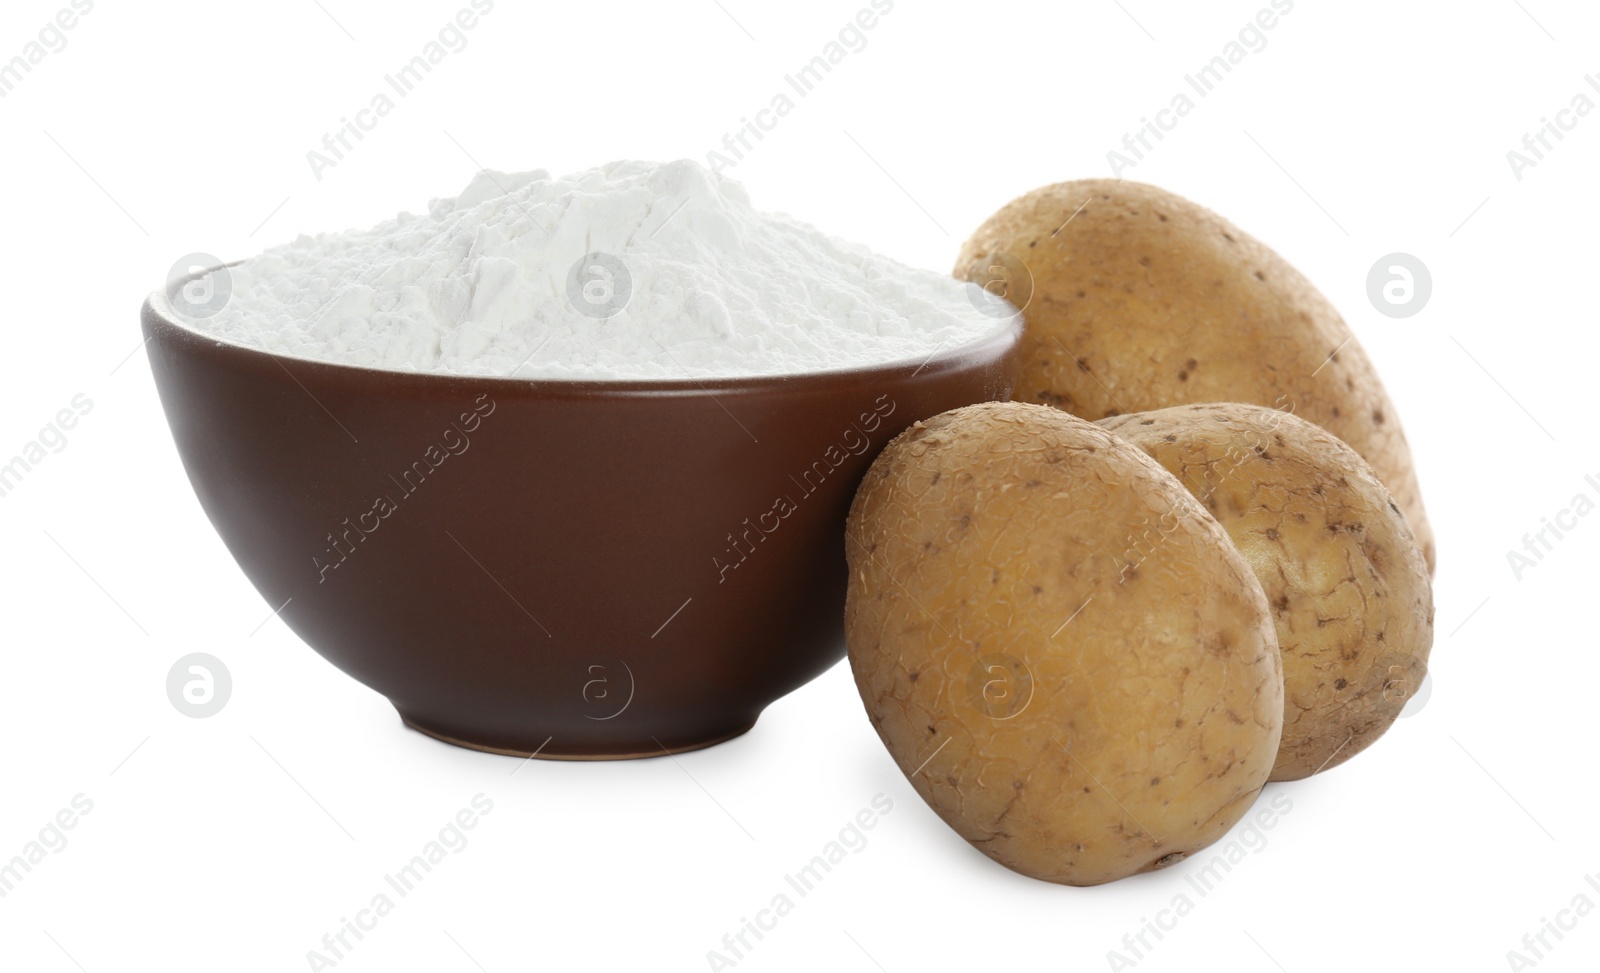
[142,288,1020,759]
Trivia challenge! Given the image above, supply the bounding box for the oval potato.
[1100,403,1434,780]
[844,401,1283,886]
[955,179,1435,573]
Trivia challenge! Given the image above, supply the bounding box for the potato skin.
[955,179,1435,574]
[1100,403,1434,780]
[844,401,1282,886]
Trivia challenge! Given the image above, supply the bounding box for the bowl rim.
[144,265,1023,397]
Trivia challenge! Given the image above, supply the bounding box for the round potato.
[844,401,1283,886]
[955,179,1435,574]
[1100,403,1434,780]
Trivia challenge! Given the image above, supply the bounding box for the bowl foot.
[396,710,758,761]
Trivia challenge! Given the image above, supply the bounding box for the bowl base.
[396,710,758,761]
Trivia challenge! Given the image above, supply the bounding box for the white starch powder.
[188,160,1005,380]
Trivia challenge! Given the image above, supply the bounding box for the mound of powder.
[186,159,1007,379]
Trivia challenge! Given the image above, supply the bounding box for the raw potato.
[955,179,1436,574]
[1100,403,1434,780]
[844,401,1283,886]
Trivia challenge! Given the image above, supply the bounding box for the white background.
[0,1,1594,970]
